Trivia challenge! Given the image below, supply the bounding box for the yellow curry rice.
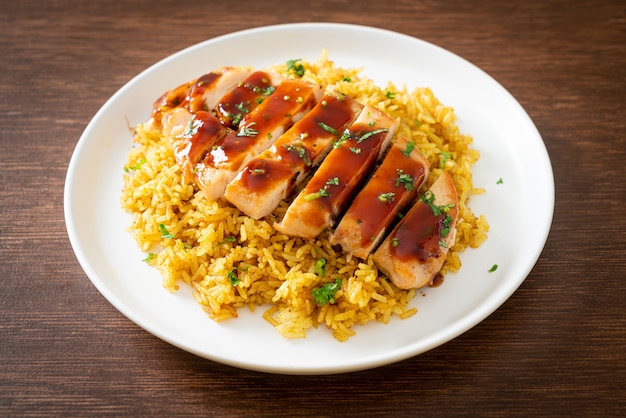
[121,52,489,341]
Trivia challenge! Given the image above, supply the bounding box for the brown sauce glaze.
[216,71,275,129]
[429,272,445,287]
[240,157,295,192]
[303,125,389,214]
[176,111,225,165]
[151,72,222,124]
[238,80,317,138]
[151,81,193,124]
[291,94,359,144]
[391,202,457,263]
[349,146,427,247]
[210,80,318,171]
[185,72,222,113]
[241,94,359,194]
[208,132,252,169]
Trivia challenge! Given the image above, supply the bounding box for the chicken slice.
[185,66,253,113]
[165,110,229,183]
[194,79,323,201]
[330,136,430,259]
[373,171,459,289]
[149,80,193,129]
[215,70,283,130]
[274,105,397,238]
[149,66,252,128]
[224,93,363,219]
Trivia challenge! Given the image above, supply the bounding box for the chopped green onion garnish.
[159,223,174,239]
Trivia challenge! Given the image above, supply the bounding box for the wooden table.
[2,0,625,415]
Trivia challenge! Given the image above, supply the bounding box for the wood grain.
[1,0,625,416]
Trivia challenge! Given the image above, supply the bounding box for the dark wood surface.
[2,0,625,416]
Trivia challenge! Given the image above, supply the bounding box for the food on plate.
[214,70,284,129]
[273,104,396,238]
[121,52,488,341]
[177,79,323,201]
[330,136,430,259]
[373,171,458,289]
[225,92,363,219]
[150,66,252,126]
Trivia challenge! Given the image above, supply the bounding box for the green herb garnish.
[231,112,243,127]
[326,177,339,186]
[126,157,147,172]
[333,130,351,149]
[378,192,396,202]
[262,86,275,96]
[420,191,455,238]
[440,152,453,169]
[356,128,389,143]
[159,223,174,239]
[497,178,504,185]
[401,141,415,157]
[235,102,249,114]
[315,258,327,278]
[304,188,330,201]
[395,170,414,191]
[238,122,258,137]
[286,59,305,77]
[213,236,236,250]
[317,121,338,135]
[142,252,155,262]
[312,279,341,306]
[183,115,198,137]
[488,264,498,273]
[283,144,311,166]
[228,268,240,286]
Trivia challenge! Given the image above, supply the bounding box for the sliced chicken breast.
[149,66,252,128]
[167,110,229,183]
[215,70,283,130]
[330,136,430,259]
[273,105,397,238]
[224,92,363,219]
[373,171,459,289]
[149,80,193,129]
[186,66,253,113]
[194,79,323,201]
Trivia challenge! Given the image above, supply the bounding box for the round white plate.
[64,23,553,375]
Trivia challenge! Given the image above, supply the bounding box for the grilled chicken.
[148,65,463,284]
[330,136,430,259]
[273,105,397,238]
[167,110,229,183]
[215,70,283,129]
[373,171,458,289]
[149,66,252,128]
[195,79,323,201]
[224,93,363,219]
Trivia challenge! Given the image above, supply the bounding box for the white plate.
[64,23,554,374]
